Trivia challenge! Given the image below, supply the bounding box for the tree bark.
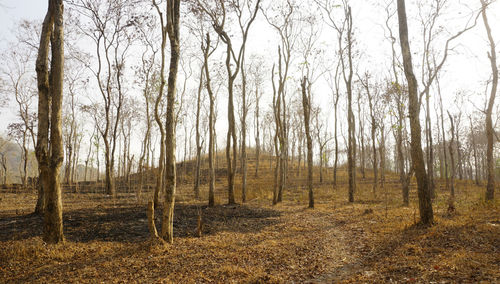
[397,0,433,225]
[35,0,65,243]
[161,0,180,244]
[480,0,497,201]
[202,33,215,207]
[301,77,314,208]
[194,63,203,199]
[447,111,455,199]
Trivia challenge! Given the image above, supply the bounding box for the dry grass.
[0,162,499,283]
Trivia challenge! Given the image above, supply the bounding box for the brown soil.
[0,171,499,283]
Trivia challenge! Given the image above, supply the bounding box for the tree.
[301,77,314,208]
[396,0,433,225]
[2,45,37,190]
[325,60,342,188]
[436,74,449,192]
[384,1,412,205]
[249,57,264,178]
[35,0,65,243]
[62,63,86,186]
[469,115,481,185]
[447,110,456,210]
[193,50,204,200]
[195,0,261,204]
[201,32,218,207]
[263,0,299,204]
[480,0,497,201]
[359,72,378,196]
[134,15,159,201]
[415,0,479,198]
[162,0,181,243]
[317,0,357,202]
[314,108,329,184]
[70,0,136,197]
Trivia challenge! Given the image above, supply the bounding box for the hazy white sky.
[0,0,498,162]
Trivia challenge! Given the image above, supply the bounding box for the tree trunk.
[333,95,339,188]
[254,87,260,178]
[194,64,203,199]
[438,82,449,192]
[240,58,248,203]
[469,117,480,186]
[425,92,435,199]
[397,0,433,225]
[301,77,314,208]
[35,0,65,243]
[161,0,180,244]
[447,111,455,199]
[202,33,215,207]
[480,0,497,201]
[379,126,386,190]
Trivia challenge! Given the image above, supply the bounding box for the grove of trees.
[0,0,498,243]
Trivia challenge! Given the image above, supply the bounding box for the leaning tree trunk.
[397,0,433,225]
[480,0,497,201]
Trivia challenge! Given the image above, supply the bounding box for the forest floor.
[0,172,499,283]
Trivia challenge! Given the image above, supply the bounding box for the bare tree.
[69,0,137,197]
[193,52,204,200]
[447,110,456,210]
[417,0,480,198]
[480,0,497,201]
[301,77,314,208]
[2,45,37,190]
[325,60,342,188]
[201,32,218,207]
[314,108,329,184]
[436,75,449,192]
[250,58,264,178]
[397,0,433,224]
[162,0,180,243]
[134,15,158,201]
[469,115,480,185]
[195,0,261,204]
[359,72,378,196]
[263,0,299,204]
[316,0,356,202]
[35,0,65,243]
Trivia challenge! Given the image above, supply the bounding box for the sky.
[0,0,498,168]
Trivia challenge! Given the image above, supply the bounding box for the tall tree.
[35,0,65,243]
[161,0,181,243]
[317,0,357,202]
[195,0,261,204]
[480,0,497,201]
[447,111,456,207]
[301,77,314,208]
[359,73,378,196]
[70,0,136,197]
[396,0,433,224]
[201,32,217,207]
[263,0,298,204]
